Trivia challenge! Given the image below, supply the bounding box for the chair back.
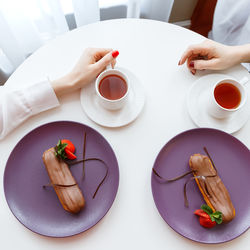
[49,0,141,30]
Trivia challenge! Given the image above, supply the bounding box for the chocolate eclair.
[43,148,85,214]
[189,154,235,223]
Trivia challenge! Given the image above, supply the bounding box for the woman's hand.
[51,48,119,96]
[178,39,247,75]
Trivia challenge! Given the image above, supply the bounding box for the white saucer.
[187,74,250,134]
[80,67,145,127]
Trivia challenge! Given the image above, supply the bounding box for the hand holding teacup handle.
[109,50,119,69]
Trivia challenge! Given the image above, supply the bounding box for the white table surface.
[1,19,249,250]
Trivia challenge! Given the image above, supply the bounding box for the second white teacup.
[208,77,248,119]
[95,67,130,110]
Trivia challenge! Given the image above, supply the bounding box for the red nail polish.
[191,71,195,75]
[189,62,194,68]
[112,50,119,58]
[178,60,181,65]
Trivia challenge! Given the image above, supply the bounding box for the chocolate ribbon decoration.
[203,147,217,172]
[183,174,216,207]
[68,157,109,199]
[152,168,194,182]
[152,147,218,207]
[43,183,77,188]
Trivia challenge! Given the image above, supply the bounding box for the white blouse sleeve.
[210,0,250,71]
[211,0,250,46]
[0,80,60,139]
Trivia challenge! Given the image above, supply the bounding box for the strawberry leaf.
[211,211,223,224]
[201,204,223,224]
[212,211,222,218]
[201,204,213,215]
[210,215,216,222]
[54,140,68,160]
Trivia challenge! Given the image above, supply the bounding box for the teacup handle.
[106,64,112,70]
[239,76,249,86]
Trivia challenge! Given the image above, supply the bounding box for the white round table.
[1,19,249,250]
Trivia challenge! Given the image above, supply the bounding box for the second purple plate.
[151,128,250,244]
[4,121,119,237]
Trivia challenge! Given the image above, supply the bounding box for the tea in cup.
[208,77,248,119]
[95,68,130,110]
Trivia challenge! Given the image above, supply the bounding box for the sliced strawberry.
[65,148,77,160]
[194,209,204,216]
[194,209,210,218]
[199,216,216,228]
[61,139,75,153]
[195,209,216,228]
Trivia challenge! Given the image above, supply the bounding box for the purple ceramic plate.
[151,128,250,244]
[4,121,119,237]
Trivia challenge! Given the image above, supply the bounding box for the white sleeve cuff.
[24,79,60,115]
[0,79,60,139]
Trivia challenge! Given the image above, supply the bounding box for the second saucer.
[187,74,250,134]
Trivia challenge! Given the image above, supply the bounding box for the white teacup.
[208,77,248,119]
[95,67,130,110]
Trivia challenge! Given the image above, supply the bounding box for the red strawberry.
[194,209,206,217]
[194,209,216,228]
[199,216,216,228]
[65,148,77,160]
[55,139,77,160]
[61,139,75,153]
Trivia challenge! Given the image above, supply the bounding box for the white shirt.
[0,80,59,139]
[209,0,250,70]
